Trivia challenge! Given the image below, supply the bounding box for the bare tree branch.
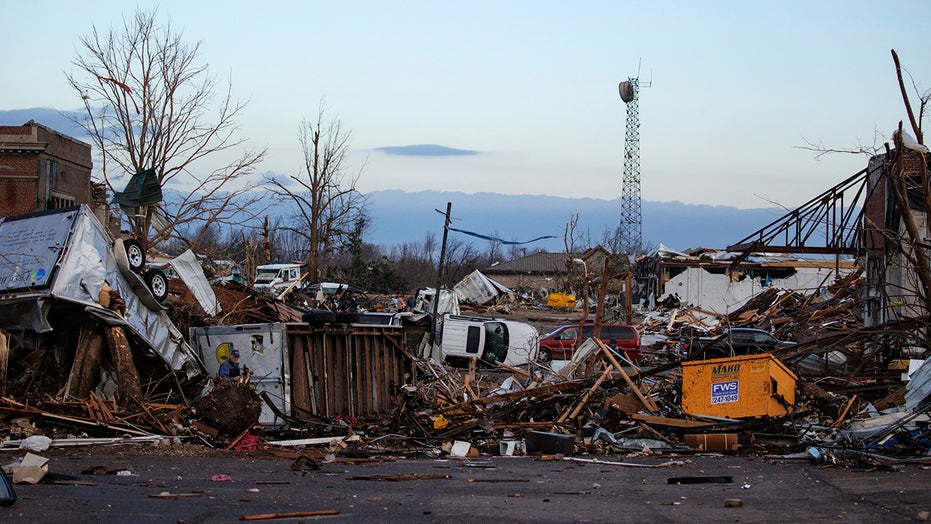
[265,100,367,281]
[66,7,267,249]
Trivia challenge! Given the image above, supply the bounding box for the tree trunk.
[105,326,143,403]
[65,322,106,399]
[262,216,272,264]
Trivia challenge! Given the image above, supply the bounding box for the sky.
[2,1,930,210]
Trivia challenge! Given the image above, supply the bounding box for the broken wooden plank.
[349,474,451,481]
[629,413,713,428]
[830,394,858,428]
[240,509,340,521]
[466,380,586,407]
[559,366,613,423]
[0,330,7,397]
[596,339,658,412]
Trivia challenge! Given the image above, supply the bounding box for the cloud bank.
[374,144,479,157]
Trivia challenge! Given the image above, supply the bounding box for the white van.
[438,314,539,367]
[253,263,303,295]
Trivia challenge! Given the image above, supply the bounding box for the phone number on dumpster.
[711,380,739,404]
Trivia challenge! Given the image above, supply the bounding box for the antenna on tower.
[617,65,651,255]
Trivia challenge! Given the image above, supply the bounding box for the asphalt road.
[2,447,929,523]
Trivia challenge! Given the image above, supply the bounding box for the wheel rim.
[127,246,144,268]
[151,276,166,297]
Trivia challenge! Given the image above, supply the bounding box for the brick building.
[0,121,93,218]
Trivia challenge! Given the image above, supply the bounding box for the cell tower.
[618,75,648,255]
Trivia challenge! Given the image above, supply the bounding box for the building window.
[49,191,75,209]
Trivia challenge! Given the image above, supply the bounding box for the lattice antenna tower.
[618,72,650,255]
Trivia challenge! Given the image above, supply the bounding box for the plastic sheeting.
[170,250,221,316]
[0,205,203,377]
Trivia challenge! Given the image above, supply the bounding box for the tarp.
[0,205,203,377]
[453,270,514,306]
[112,168,163,207]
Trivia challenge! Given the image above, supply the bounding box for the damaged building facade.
[641,245,859,315]
[861,145,931,332]
[0,122,94,218]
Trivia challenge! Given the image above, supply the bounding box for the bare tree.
[267,101,367,281]
[67,7,266,249]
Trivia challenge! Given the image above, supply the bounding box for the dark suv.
[538,324,642,362]
[680,328,796,360]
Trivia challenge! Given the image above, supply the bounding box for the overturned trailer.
[190,322,411,429]
[0,206,205,400]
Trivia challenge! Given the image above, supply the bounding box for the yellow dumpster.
[546,292,576,309]
[681,353,797,419]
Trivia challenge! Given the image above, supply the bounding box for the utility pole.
[430,202,452,345]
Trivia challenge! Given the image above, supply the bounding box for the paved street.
[2,448,929,523]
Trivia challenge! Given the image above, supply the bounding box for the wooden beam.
[558,366,613,423]
[596,339,658,412]
[629,413,713,428]
[466,380,586,407]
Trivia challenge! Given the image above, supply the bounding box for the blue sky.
[2,1,929,209]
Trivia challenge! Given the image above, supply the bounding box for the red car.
[538,324,642,362]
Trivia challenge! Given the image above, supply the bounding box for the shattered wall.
[661,265,855,315]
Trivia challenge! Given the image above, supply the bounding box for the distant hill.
[364,190,785,253]
[0,108,86,138]
[0,107,785,253]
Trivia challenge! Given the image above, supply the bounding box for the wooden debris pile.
[0,395,192,439]
[378,339,689,454]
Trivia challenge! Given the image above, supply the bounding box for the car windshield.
[481,322,509,363]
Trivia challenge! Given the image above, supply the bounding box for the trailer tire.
[124,239,146,273]
[144,268,169,302]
